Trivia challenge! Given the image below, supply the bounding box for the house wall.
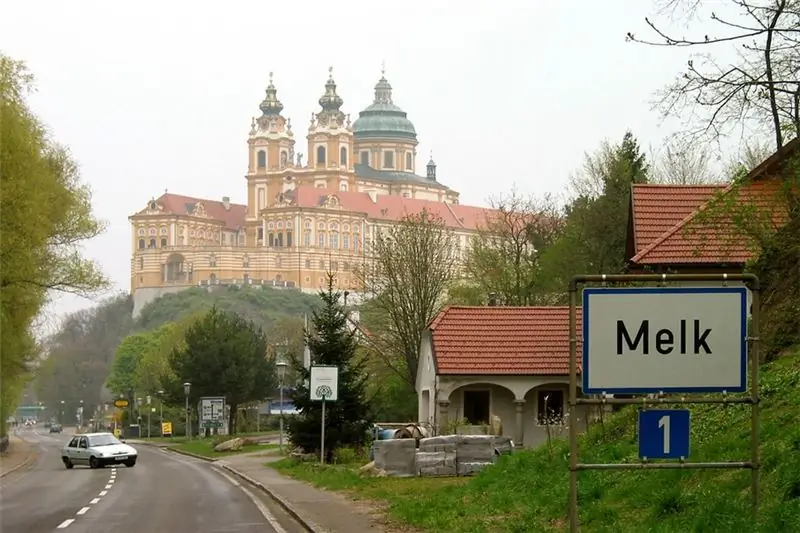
[416,331,437,427]
[432,374,591,449]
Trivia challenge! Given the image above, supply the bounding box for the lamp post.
[60,400,65,424]
[183,382,191,439]
[146,395,152,438]
[158,390,164,436]
[277,360,288,453]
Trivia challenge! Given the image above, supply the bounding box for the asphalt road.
[0,426,305,533]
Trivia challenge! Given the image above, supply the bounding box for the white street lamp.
[158,390,165,436]
[277,360,288,453]
[183,382,191,439]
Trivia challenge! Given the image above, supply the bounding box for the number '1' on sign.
[638,409,690,460]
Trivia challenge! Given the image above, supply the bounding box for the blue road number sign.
[638,409,690,460]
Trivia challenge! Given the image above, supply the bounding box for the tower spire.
[259,71,284,116]
[318,66,344,113]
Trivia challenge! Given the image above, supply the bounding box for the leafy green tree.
[106,333,154,396]
[286,274,373,461]
[538,131,650,298]
[1,54,108,433]
[165,306,276,434]
[465,189,564,305]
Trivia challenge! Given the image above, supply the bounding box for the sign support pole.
[568,284,579,533]
[320,396,327,465]
[567,273,761,533]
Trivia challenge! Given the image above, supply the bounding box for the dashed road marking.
[57,468,118,528]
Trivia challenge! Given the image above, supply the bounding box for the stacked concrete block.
[454,435,496,476]
[492,436,514,455]
[415,451,457,476]
[372,438,417,477]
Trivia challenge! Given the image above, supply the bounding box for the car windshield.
[88,434,121,447]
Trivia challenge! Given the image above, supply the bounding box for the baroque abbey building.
[129,68,490,314]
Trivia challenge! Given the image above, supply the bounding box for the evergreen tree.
[286,274,373,461]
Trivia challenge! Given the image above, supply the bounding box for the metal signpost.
[199,397,226,433]
[568,273,760,533]
[310,365,339,464]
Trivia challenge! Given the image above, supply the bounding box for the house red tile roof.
[629,137,798,266]
[132,193,248,231]
[289,186,493,231]
[630,184,725,255]
[631,178,788,265]
[427,306,582,375]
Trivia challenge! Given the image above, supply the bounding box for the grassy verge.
[272,349,800,533]
[173,440,279,458]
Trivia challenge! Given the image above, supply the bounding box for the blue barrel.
[378,429,396,440]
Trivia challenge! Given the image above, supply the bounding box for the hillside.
[381,348,800,532]
[133,285,321,332]
[35,285,321,418]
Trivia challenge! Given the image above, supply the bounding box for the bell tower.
[306,67,355,192]
[246,73,295,223]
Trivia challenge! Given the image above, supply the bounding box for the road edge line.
[0,437,38,479]
[219,463,326,533]
[163,446,218,462]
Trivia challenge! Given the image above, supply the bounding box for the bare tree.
[627,0,800,150]
[466,188,565,305]
[354,209,458,390]
[650,135,725,184]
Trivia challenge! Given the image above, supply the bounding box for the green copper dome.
[353,75,417,141]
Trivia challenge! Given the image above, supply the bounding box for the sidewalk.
[220,454,384,533]
[0,435,36,478]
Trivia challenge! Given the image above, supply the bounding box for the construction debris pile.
[367,434,513,477]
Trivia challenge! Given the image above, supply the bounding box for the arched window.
[148,238,156,248]
[277,232,283,247]
[383,151,394,169]
[406,152,413,170]
[268,233,274,247]
[257,150,266,169]
[138,239,145,249]
[160,237,167,248]
[340,183,348,191]
[316,146,326,165]
[286,231,293,247]
[340,147,347,166]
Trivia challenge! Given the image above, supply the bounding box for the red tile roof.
[631,179,789,265]
[132,193,248,230]
[629,137,798,266]
[290,186,493,231]
[630,184,725,254]
[427,306,582,375]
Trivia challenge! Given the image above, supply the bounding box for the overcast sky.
[2,0,739,329]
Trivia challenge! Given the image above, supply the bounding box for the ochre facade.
[129,68,489,295]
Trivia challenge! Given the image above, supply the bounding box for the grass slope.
[275,348,800,533]
[134,284,321,332]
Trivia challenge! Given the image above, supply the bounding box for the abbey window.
[340,147,347,166]
[406,152,413,170]
[138,239,145,249]
[316,146,326,165]
[286,230,293,247]
[383,150,394,169]
[360,151,369,166]
[257,150,266,169]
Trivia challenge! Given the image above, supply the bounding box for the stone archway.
[164,253,187,283]
[440,382,517,438]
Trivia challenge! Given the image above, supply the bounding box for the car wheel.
[62,457,74,469]
[124,459,136,467]
[89,456,100,469]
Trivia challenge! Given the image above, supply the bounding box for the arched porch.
[435,375,586,448]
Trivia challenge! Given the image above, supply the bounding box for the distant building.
[129,68,491,315]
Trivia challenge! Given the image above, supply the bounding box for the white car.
[62,432,138,469]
